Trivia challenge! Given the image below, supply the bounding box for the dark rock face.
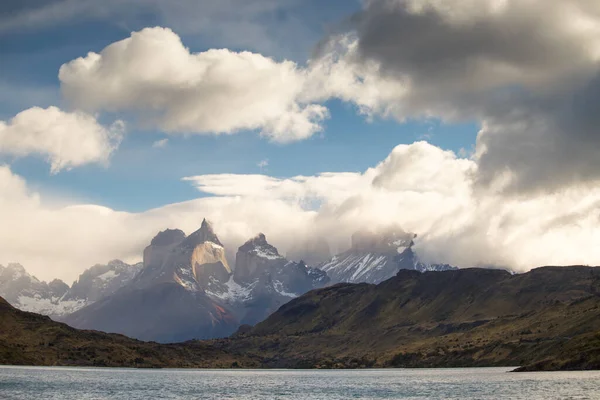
[319,228,455,284]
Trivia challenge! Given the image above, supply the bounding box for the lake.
[1,366,599,399]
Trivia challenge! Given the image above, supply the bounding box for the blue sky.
[0,0,478,212]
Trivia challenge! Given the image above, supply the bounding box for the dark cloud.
[337,0,600,193]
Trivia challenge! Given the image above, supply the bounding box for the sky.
[1,0,600,282]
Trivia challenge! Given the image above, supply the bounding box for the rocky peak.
[183,219,223,249]
[1,263,31,280]
[238,233,282,260]
[150,229,186,247]
[48,279,69,298]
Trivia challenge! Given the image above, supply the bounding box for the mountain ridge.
[212,265,600,369]
[2,266,599,371]
[64,221,330,342]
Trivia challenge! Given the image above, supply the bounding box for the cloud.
[0,106,123,173]
[185,141,600,272]
[152,138,169,148]
[4,141,600,282]
[309,0,600,193]
[59,27,329,142]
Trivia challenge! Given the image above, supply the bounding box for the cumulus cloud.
[0,106,123,173]
[309,0,600,193]
[59,27,328,142]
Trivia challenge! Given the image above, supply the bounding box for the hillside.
[2,266,600,371]
[0,296,256,368]
[214,266,600,370]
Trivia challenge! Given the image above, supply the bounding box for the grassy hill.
[0,296,257,368]
[213,267,600,370]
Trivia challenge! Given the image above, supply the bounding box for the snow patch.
[273,280,297,298]
[16,295,87,316]
[252,246,283,260]
[396,246,408,254]
[208,277,254,302]
[96,270,118,281]
[206,241,223,250]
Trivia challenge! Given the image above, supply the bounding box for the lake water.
[1,366,599,399]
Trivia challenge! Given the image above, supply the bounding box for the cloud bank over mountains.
[4,141,600,282]
[1,0,600,280]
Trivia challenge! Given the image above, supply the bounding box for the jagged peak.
[183,218,223,248]
[239,233,282,260]
[150,228,186,247]
[6,263,26,272]
[107,259,129,267]
[1,263,34,280]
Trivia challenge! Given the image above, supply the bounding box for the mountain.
[65,220,238,342]
[0,264,72,317]
[215,266,600,370]
[318,228,455,284]
[63,260,143,304]
[222,233,329,325]
[0,295,256,368]
[64,220,329,342]
[2,267,600,371]
[0,260,142,318]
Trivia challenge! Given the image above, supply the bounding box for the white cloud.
[59,27,328,143]
[152,138,169,148]
[0,106,123,173]
[5,141,600,283]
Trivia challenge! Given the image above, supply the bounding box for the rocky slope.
[65,220,329,342]
[0,260,142,318]
[214,266,600,370]
[318,228,455,284]
[0,296,256,368]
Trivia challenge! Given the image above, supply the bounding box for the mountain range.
[2,266,599,371]
[0,260,142,317]
[0,220,454,342]
[317,228,455,284]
